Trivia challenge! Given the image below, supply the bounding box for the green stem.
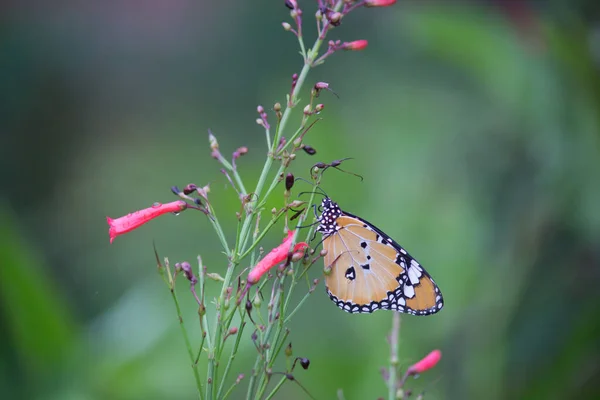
[238,210,287,261]
[216,321,246,399]
[236,26,326,260]
[170,288,204,400]
[264,376,287,400]
[388,313,401,400]
[215,152,248,196]
[206,204,231,257]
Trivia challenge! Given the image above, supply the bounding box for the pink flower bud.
[247,230,309,284]
[407,350,442,375]
[365,0,397,7]
[343,40,368,51]
[107,200,187,243]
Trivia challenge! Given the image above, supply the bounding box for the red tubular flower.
[407,350,442,375]
[365,0,397,7]
[247,230,309,284]
[107,200,187,243]
[342,40,368,51]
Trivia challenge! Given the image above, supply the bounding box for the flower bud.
[282,22,292,31]
[407,350,442,375]
[288,200,305,208]
[206,272,225,282]
[253,292,262,308]
[302,145,317,155]
[209,131,219,150]
[329,12,342,26]
[343,40,369,51]
[299,357,310,370]
[183,184,198,195]
[365,0,397,7]
[285,173,294,191]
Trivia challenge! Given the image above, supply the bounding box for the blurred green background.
[2,1,600,399]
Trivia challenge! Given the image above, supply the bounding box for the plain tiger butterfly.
[316,197,443,315]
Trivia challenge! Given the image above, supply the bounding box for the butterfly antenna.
[295,219,320,230]
[312,203,319,218]
[297,188,327,199]
[333,166,364,181]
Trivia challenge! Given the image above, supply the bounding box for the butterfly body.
[316,197,443,315]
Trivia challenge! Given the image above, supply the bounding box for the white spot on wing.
[408,267,420,285]
[404,284,415,298]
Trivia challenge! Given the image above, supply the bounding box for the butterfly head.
[317,197,342,235]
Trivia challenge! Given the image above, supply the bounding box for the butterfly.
[316,197,443,315]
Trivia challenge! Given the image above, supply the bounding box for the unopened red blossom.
[107,200,187,243]
[365,0,397,7]
[407,349,442,375]
[247,230,309,284]
[343,40,368,51]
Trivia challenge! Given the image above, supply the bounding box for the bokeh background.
[2,1,600,399]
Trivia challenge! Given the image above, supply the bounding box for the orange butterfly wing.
[318,199,443,315]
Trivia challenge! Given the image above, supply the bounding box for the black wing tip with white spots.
[326,287,444,316]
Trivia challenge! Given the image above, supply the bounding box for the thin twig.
[388,313,401,400]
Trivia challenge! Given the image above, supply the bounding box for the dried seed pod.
[285,173,295,190]
[303,145,317,155]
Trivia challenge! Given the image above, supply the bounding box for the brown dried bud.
[285,173,295,190]
[183,184,198,195]
[289,200,305,208]
[329,12,342,26]
[285,0,297,10]
[299,357,310,370]
[209,131,219,151]
[285,342,293,357]
[233,146,248,160]
[303,145,317,155]
[206,272,225,282]
[274,102,282,112]
[291,252,304,262]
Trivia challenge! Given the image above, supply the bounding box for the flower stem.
[388,313,401,400]
[264,376,287,400]
[170,288,204,400]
